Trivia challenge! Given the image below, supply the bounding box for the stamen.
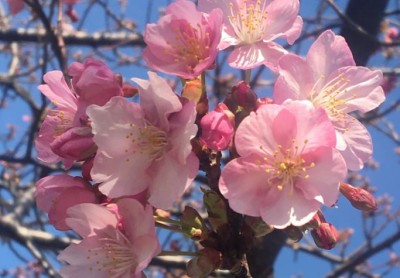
[125,121,168,161]
[264,139,315,194]
[228,0,268,44]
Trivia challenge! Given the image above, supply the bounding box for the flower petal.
[133,72,182,131]
[322,67,385,114]
[87,97,144,157]
[235,104,284,156]
[259,186,320,228]
[306,30,355,79]
[274,54,314,103]
[297,147,345,206]
[338,116,373,171]
[228,42,287,70]
[263,0,301,42]
[167,101,198,164]
[148,152,198,209]
[65,204,118,238]
[220,155,271,217]
[92,152,150,198]
[39,71,77,112]
[282,100,337,150]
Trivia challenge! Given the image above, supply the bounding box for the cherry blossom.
[198,0,303,70]
[35,59,123,168]
[35,71,80,168]
[35,174,99,231]
[87,72,199,209]
[68,57,124,107]
[200,103,234,151]
[58,199,160,278]
[274,30,385,170]
[219,100,347,228]
[143,0,223,79]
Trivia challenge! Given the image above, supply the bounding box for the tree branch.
[0,28,145,47]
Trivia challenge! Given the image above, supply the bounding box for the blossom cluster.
[34,0,385,277]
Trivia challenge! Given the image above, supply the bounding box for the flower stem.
[154,215,181,225]
[158,250,199,257]
[245,69,252,84]
[201,72,206,95]
[155,222,182,233]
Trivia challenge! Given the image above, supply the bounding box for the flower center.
[165,21,211,72]
[310,74,356,132]
[228,0,268,44]
[52,110,73,138]
[125,121,168,161]
[86,238,137,275]
[259,139,315,192]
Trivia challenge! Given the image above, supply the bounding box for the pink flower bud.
[68,58,123,106]
[182,78,209,116]
[215,103,235,123]
[340,183,377,212]
[225,81,258,113]
[66,6,79,22]
[311,222,338,250]
[50,127,96,161]
[387,27,399,41]
[200,107,235,151]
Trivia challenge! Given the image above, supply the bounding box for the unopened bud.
[66,6,79,22]
[311,223,338,250]
[215,103,235,124]
[230,81,257,111]
[200,107,235,151]
[122,83,138,97]
[224,81,258,126]
[51,127,96,161]
[340,183,377,212]
[182,78,208,116]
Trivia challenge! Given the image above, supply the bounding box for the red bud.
[311,223,338,250]
[340,183,377,212]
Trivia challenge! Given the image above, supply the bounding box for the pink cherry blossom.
[219,100,347,228]
[274,30,385,170]
[35,174,99,231]
[143,0,223,79]
[68,57,123,107]
[87,72,199,209]
[198,0,303,70]
[200,103,234,151]
[58,199,160,277]
[35,71,80,168]
[35,59,123,168]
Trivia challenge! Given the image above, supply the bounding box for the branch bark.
[0,28,145,47]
